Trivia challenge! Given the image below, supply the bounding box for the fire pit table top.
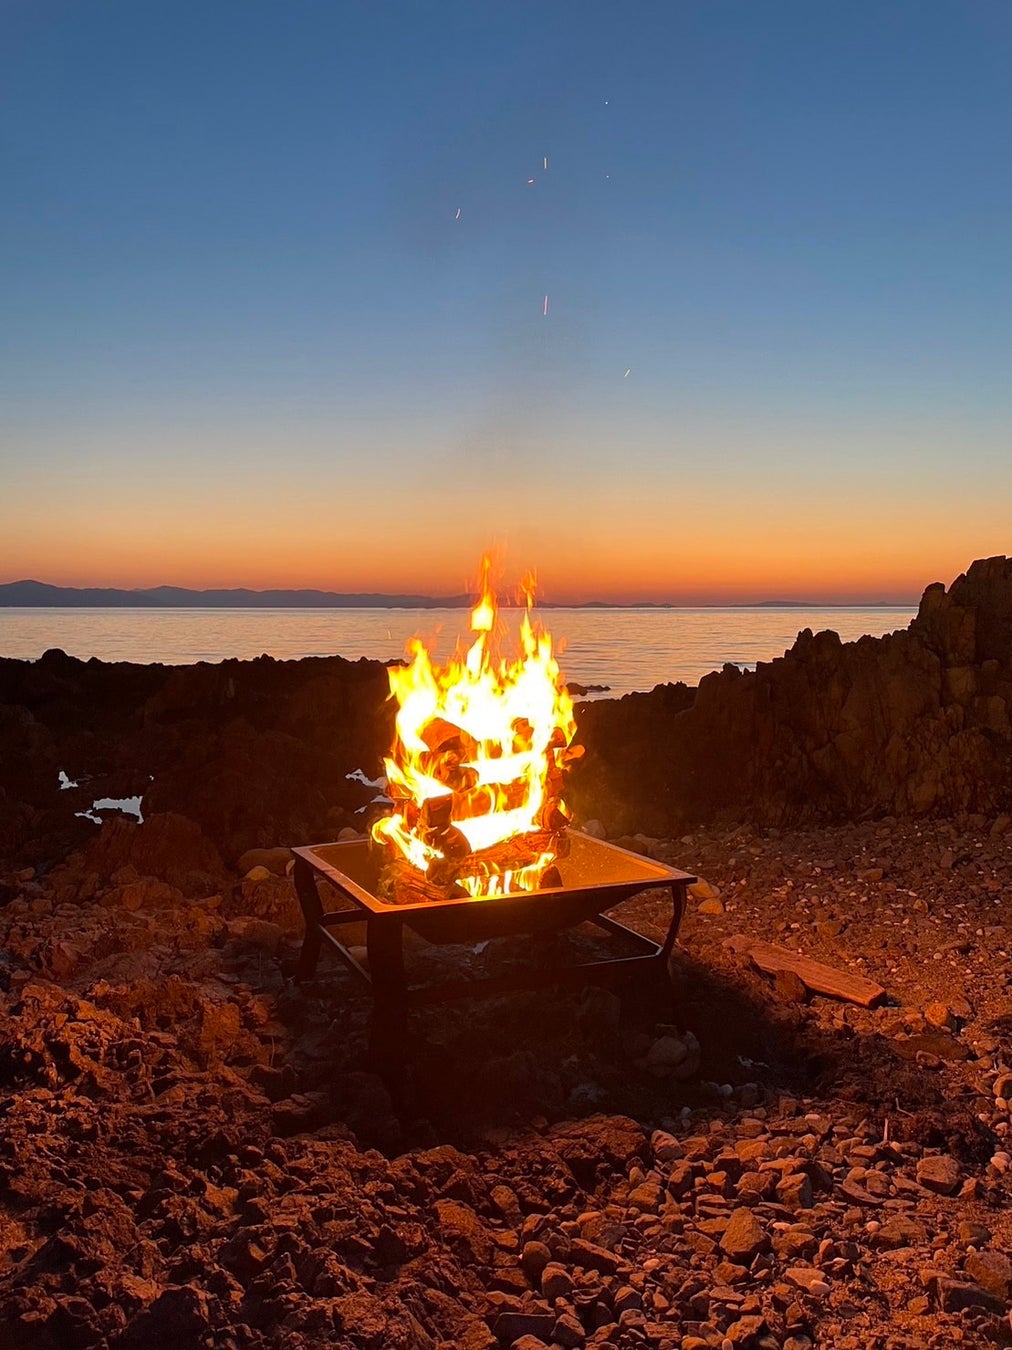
[293,831,693,915]
[293,831,695,948]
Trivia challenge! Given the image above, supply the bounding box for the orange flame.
[371,556,577,899]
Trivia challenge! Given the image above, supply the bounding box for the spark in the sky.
[543,295,549,317]
[455,207,461,220]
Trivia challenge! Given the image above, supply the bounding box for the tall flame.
[371,556,578,899]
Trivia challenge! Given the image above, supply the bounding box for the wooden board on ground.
[731,936,887,1008]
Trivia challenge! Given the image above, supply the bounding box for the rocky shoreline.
[1,557,1011,1348]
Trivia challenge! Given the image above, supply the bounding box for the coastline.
[1,557,1010,1346]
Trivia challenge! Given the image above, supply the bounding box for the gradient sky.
[2,1,1011,603]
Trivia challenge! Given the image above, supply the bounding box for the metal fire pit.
[292,832,695,1068]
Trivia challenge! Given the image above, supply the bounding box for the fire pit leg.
[366,917,408,1073]
[661,882,688,960]
[293,857,325,980]
[662,880,690,1023]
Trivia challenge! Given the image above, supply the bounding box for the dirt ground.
[0,813,1010,1349]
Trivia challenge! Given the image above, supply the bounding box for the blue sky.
[2,1,1011,600]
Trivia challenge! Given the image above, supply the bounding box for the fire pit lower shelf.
[291,832,696,1070]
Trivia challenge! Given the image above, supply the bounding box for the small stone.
[924,1002,957,1031]
[736,1170,775,1202]
[724,1315,769,1346]
[492,1311,555,1343]
[874,1215,927,1249]
[613,1287,642,1314]
[776,1173,813,1211]
[907,1296,931,1315]
[628,1181,662,1210]
[774,969,808,1003]
[568,1238,622,1275]
[667,1160,694,1197]
[646,1036,688,1069]
[697,896,725,916]
[337,826,361,841]
[916,1154,961,1194]
[669,1031,701,1080]
[957,1220,992,1247]
[720,1209,769,1262]
[934,1277,1003,1314]
[521,1241,552,1283]
[243,865,272,882]
[541,1263,574,1302]
[237,846,291,876]
[688,877,720,901]
[553,1313,585,1348]
[713,1261,749,1284]
[581,819,608,839]
[650,1130,683,1164]
[964,1250,1012,1300]
[785,1267,830,1298]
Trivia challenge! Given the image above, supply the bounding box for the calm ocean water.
[0,606,917,696]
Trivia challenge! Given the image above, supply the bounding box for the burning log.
[456,828,561,876]
[370,555,578,903]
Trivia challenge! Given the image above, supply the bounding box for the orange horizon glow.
[0,537,1003,607]
[2,466,1008,607]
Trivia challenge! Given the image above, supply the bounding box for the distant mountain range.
[0,580,474,609]
[0,580,915,609]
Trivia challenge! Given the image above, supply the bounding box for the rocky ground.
[0,809,1010,1349]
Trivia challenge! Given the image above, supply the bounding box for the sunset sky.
[2,1,1011,603]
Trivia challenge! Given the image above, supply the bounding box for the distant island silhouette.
[0,580,915,609]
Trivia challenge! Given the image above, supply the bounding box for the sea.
[0,606,918,697]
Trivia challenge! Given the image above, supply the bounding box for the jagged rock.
[916,1154,962,1194]
[74,813,227,895]
[964,1250,1012,1300]
[720,1209,769,1262]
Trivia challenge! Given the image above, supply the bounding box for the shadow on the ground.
[276,920,996,1166]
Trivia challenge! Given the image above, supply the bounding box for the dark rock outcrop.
[4,557,1012,869]
[570,556,1012,834]
[0,651,393,870]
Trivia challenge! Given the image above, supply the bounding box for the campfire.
[371,557,583,903]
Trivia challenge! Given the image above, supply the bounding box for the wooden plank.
[732,936,887,1008]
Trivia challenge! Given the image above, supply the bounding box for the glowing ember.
[371,556,580,901]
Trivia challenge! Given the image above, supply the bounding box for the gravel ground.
[0,814,1010,1349]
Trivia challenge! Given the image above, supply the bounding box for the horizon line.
[0,577,922,609]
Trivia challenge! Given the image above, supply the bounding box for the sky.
[2,0,1011,604]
